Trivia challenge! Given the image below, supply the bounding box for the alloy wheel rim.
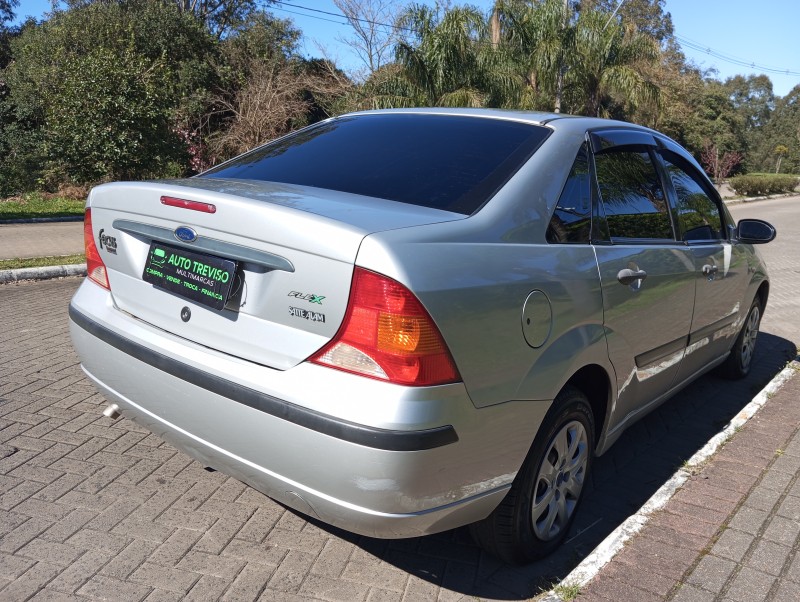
[741,306,760,370]
[531,419,589,541]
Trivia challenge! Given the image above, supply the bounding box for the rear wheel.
[470,386,594,564]
[719,298,761,380]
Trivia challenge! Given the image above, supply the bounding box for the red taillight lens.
[83,208,109,289]
[311,268,460,386]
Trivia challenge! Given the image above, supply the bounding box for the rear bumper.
[69,305,457,453]
[69,279,550,537]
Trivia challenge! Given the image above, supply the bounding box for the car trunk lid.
[87,179,464,370]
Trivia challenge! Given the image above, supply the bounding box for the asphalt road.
[728,197,800,345]
[0,196,797,601]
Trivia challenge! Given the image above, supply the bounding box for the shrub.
[728,174,799,197]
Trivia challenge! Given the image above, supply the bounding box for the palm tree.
[566,9,660,117]
[493,0,573,112]
[364,3,520,109]
[359,1,660,118]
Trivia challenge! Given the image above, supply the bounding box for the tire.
[470,386,595,565]
[719,298,762,380]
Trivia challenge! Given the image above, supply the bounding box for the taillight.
[311,268,460,386]
[83,208,109,289]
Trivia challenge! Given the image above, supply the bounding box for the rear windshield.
[201,114,550,215]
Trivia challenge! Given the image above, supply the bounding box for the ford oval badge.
[174,226,197,243]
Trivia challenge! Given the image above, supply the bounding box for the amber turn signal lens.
[311,268,460,386]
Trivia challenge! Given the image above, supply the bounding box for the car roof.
[338,107,659,137]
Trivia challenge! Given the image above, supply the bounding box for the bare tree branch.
[333,0,400,80]
[209,58,352,159]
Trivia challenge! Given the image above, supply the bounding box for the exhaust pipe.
[102,404,121,420]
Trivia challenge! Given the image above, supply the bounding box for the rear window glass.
[201,114,550,215]
[547,146,592,244]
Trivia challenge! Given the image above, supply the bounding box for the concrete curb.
[541,358,800,601]
[0,215,84,224]
[722,191,800,206]
[0,263,87,284]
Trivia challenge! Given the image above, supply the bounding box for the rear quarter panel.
[356,128,614,409]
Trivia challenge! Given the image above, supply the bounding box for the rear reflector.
[160,196,216,213]
[311,268,460,386]
[83,208,109,289]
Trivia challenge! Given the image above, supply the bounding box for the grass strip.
[0,254,86,270]
[0,193,85,220]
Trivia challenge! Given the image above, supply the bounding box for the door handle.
[702,264,718,276]
[617,268,648,285]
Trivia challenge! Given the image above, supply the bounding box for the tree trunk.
[554,68,563,113]
[490,8,501,48]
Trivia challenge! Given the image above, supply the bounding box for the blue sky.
[12,0,800,97]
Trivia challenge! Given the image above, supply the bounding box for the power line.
[274,1,413,33]
[675,34,800,77]
[272,5,349,26]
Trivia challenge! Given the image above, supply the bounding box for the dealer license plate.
[142,241,237,311]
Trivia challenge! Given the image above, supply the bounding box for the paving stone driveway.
[1,268,794,602]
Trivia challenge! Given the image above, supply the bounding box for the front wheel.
[470,386,595,564]
[719,298,762,380]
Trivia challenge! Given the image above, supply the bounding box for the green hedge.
[728,174,799,197]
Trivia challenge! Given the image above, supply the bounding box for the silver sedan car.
[69,109,775,564]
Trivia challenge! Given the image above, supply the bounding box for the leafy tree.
[62,0,260,38]
[218,9,300,74]
[680,81,747,161]
[721,74,774,172]
[749,85,800,174]
[0,0,16,24]
[580,0,674,44]
[724,74,774,130]
[632,34,695,130]
[1,1,218,187]
[172,0,258,38]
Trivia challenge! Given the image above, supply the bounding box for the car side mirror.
[737,219,776,244]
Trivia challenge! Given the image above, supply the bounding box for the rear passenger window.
[661,154,723,241]
[547,147,591,243]
[595,150,673,240]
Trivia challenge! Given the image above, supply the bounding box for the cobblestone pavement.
[1,290,794,601]
[578,373,800,602]
[1,198,797,601]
